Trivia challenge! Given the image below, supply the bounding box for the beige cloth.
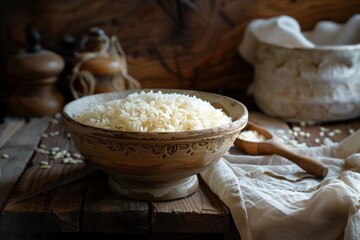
[238,14,360,64]
[201,130,360,240]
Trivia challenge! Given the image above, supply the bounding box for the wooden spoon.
[234,122,328,178]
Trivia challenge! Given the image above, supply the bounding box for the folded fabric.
[238,15,314,64]
[201,129,360,240]
[239,14,360,64]
[305,14,360,45]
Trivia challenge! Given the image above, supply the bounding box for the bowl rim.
[62,89,248,138]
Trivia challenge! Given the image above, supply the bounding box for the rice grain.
[75,91,232,132]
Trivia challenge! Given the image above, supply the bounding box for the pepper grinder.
[7,29,65,117]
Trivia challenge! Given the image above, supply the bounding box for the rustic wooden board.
[291,120,360,147]
[82,171,150,233]
[0,117,50,212]
[2,118,89,233]
[0,117,24,148]
[40,119,88,233]
[151,176,230,233]
[222,219,241,240]
[1,115,359,237]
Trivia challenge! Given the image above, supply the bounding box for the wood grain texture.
[0,117,50,212]
[0,114,359,237]
[82,171,149,233]
[291,120,360,147]
[2,118,88,233]
[0,117,24,148]
[1,0,360,117]
[151,176,230,233]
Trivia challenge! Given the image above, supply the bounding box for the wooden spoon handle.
[270,142,328,178]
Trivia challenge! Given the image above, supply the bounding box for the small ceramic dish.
[63,89,248,201]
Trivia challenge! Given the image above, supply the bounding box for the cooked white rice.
[75,91,232,132]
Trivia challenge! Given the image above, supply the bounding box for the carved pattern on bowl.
[77,133,229,159]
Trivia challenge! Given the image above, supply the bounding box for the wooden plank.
[290,119,360,147]
[151,176,230,233]
[0,117,24,148]
[40,119,89,233]
[0,117,50,212]
[1,118,90,233]
[222,219,241,240]
[82,171,149,233]
[249,112,360,148]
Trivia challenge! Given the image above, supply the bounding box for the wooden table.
[0,113,359,240]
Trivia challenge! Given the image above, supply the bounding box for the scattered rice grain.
[49,131,60,137]
[333,129,342,134]
[72,153,82,159]
[320,127,329,132]
[40,164,51,169]
[35,148,50,155]
[62,158,72,164]
[53,152,64,159]
[40,161,49,165]
[292,127,301,132]
[63,157,83,164]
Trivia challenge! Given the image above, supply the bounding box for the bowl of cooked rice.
[63,89,248,201]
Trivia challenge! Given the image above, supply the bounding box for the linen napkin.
[239,14,360,64]
[201,129,360,240]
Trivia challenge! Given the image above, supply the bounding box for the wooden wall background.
[0,0,359,116]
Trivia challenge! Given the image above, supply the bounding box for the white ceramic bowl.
[63,89,248,201]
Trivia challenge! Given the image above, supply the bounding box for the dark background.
[1,0,359,116]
